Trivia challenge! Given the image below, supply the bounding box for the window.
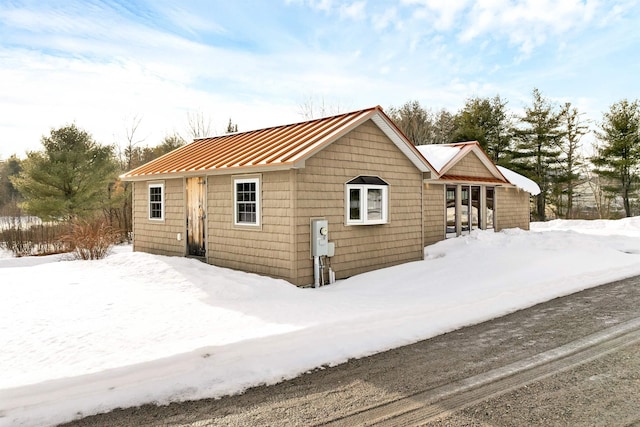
[346,176,388,225]
[234,177,260,226]
[446,185,456,238]
[471,186,481,231]
[148,183,164,220]
[460,186,470,234]
[486,187,495,229]
[445,185,495,237]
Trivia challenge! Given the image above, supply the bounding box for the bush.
[0,218,69,256]
[62,220,120,260]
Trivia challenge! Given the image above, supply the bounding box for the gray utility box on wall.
[311,219,329,257]
[311,218,336,287]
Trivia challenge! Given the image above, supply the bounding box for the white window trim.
[148,182,165,221]
[345,184,388,225]
[233,177,261,227]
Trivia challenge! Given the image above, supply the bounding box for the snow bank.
[2,219,640,426]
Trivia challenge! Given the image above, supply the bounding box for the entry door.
[186,177,206,257]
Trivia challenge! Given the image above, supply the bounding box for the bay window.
[346,176,388,225]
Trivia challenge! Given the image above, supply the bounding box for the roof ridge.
[193,106,381,142]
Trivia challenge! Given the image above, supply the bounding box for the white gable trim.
[370,112,436,174]
[439,143,507,182]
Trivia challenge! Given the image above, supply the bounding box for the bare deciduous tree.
[298,95,345,120]
[186,110,213,139]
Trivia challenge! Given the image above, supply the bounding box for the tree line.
[1,90,639,233]
[0,113,240,235]
[388,90,640,220]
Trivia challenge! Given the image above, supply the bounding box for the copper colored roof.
[439,174,506,183]
[121,106,434,180]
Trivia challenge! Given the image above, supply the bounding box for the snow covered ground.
[2,218,640,427]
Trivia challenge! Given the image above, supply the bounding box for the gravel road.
[61,275,640,427]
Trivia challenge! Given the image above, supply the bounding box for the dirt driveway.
[61,275,640,427]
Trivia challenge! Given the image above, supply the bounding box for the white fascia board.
[370,113,436,174]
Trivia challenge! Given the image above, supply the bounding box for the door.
[186,177,206,257]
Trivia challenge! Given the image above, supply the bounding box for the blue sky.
[1,0,639,160]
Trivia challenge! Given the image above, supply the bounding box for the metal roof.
[438,174,506,183]
[121,106,435,180]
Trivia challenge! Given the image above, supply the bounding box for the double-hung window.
[234,177,260,226]
[346,176,388,225]
[148,183,164,221]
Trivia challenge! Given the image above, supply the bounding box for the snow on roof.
[416,142,540,195]
[414,144,460,172]
[497,165,541,195]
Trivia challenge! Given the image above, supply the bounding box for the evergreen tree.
[432,109,456,145]
[554,103,588,218]
[0,155,23,213]
[452,95,513,164]
[591,99,640,217]
[226,118,238,133]
[511,88,563,220]
[11,124,118,221]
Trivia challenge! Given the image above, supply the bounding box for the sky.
[3,217,640,426]
[1,0,639,160]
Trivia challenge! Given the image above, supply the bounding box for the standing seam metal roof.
[121,106,434,179]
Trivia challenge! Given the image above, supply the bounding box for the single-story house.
[415,142,540,246]
[121,106,538,286]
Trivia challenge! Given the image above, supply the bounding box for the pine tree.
[554,103,588,218]
[0,155,23,215]
[511,88,563,220]
[226,118,238,133]
[452,95,513,164]
[591,99,640,217]
[11,124,118,221]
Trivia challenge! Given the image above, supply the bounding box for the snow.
[497,165,542,195]
[415,144,460,171]
[3,218,640,426]
[414,145,541,195]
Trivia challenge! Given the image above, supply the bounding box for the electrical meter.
[311,219,329,256]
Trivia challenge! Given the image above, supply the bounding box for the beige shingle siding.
[496,187,530,231]
[132,179,185,256]
[206,170,295,282]
[423,183,446,246]
[447,152,495,178]
[293,120,424,285]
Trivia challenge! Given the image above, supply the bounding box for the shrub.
[0,218,69,256]
[62,219,120,260]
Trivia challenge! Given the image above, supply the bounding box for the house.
[416,142,539,246]
[121,106,538,286]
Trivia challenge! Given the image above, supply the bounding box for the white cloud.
[371,7,399,31]
[460,0,601,54]
[158,4,227,36]
[339,1,366,20]
[402,0,470,31]
[0,0,636,161]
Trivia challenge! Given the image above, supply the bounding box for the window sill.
[233,223,263,230]
[346,221,388,226]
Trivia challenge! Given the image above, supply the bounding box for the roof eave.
[120,163,297,181]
